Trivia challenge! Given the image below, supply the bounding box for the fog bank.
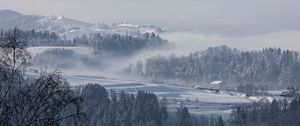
[162,31,300,54]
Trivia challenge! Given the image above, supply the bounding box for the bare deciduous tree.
[0,27,83,126]
[0,27,30,103]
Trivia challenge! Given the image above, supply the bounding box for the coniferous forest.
[127,45,300,89]
[0,29,171,55]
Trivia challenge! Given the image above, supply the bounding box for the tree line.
[73,32,171,55]
[73,84,227,126]
[0,29,71,46]
[75,84,168,126]
[0,28,171,55]
[126,45,300,89]
[230,98,300,126]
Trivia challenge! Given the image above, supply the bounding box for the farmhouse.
[194,80,224,93]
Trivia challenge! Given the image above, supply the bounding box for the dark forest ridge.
[126,46,300,90]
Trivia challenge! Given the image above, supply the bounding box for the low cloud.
[161,30,300,54]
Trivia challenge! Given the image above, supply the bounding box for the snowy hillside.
[0,10,165,39]
[0,10,42,30]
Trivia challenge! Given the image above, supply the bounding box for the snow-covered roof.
[210,81,223,85]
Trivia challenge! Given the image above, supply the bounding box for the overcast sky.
[1,0,300,37]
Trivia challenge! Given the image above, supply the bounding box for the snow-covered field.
[64,73,251,115]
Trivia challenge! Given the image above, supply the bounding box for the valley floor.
[64,72,252,116]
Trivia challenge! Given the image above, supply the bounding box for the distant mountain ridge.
[0,10,165,39]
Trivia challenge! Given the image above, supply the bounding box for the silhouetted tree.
[0,28,83,126]
[176,106,192,126]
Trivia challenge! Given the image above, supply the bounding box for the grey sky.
[0,0,300,36]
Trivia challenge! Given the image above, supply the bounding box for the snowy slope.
[38,15,93,32]
[64,73,251,115]
[0,10,165,39]
[66,74,251,103]
[0,10,92,34]
[0,10,42,30]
